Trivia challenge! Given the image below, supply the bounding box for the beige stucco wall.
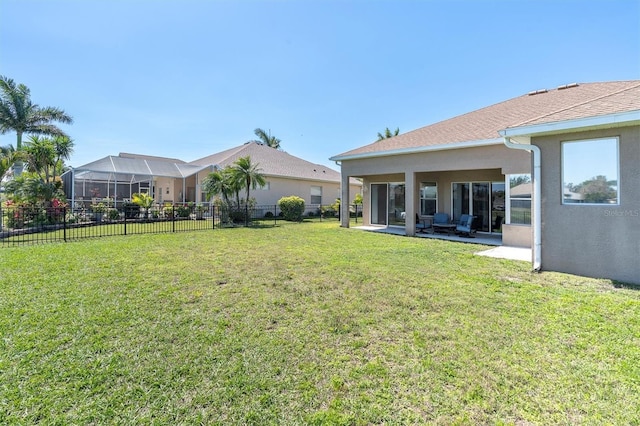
[502,224,532,248]
[154,177,174,203]
[533,125,640,285]
[341,144,530,177]
[198,173,361,207]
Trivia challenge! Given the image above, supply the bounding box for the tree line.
[1,73,399,212]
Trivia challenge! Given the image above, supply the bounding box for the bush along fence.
[0,203,362,247]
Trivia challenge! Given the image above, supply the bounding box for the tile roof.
[332,80,640,159]
[190,142,344,183]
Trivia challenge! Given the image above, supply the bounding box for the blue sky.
[1,0,639,169]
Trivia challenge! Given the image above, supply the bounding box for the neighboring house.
[63,141,361,209]
[62,153,211,206]
[330,81,640,284]
[190,141,362,206]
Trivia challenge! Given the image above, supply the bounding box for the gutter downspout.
[503,136,542,271]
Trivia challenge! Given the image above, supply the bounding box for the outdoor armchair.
[456,214,476,237]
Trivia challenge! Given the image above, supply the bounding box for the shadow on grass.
[612,280,640,291]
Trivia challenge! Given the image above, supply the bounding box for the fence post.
[63,207,67,242]
[212,205,216,229]
[274,204,277,226]
[124,205,127,235]
[172,205,176,232]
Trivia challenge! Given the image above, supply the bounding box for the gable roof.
[190,141,344,183]
[331,80,640,160]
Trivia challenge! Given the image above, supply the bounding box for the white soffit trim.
[329,138,504,161]
[500,110,640,138]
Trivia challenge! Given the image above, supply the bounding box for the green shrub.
[123,202,140,219]
[107,208,120,221]
[278,196,305,222]
[176,205,191,218]
[229,210,247,224]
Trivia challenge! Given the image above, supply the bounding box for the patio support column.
[340,172,350,228]
[405,171,416,236]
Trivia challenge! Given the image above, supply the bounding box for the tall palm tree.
[376,127,400,141]
[252,128,281,149]
[0,75,73,175]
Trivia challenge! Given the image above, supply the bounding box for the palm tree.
[24,135,57,183]
[52,135,74,182]
[252,128,281,149]
[0,75,73,175]
[0,144,19,182]
[376,127,400,141]
[232,156,266,206]
[132,192,155,219]
[231,156,266,225]
[202,168,234,206]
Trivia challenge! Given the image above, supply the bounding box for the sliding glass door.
[452,182,502,233]
[472,183,490,232]
[388,183,405,226]
[491,182,505,233]
[371,184,387,225]
[370,183,406,226]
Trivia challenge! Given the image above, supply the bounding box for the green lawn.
[1,222,638,424]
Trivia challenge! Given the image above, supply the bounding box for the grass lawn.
[1,222,638,424]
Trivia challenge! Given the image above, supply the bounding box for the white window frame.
[505,174,532,226]
[310,185,322,205]
[561,137,620,206]
[256,182,270,191]
[419,182,438,216]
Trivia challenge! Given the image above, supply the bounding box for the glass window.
[256,182,270,191]
[509,174,531,225]
[562,138,619,205]
[311,185,322,205]
[420,182,437,216]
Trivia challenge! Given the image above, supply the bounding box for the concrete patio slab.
[475,246,532,262]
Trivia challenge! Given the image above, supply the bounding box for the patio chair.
[456,214,476,237]
[416,214,430,233]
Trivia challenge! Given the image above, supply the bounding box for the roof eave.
[499,110,640,139]
[329,138,504,162]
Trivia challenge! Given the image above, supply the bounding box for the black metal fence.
[0,203,362,247]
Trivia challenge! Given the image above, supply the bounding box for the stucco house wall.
[533,125,640,284]
[249,176,348,206]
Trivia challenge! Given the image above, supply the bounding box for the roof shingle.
[190,142,344,183]
[332,80,640,159]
